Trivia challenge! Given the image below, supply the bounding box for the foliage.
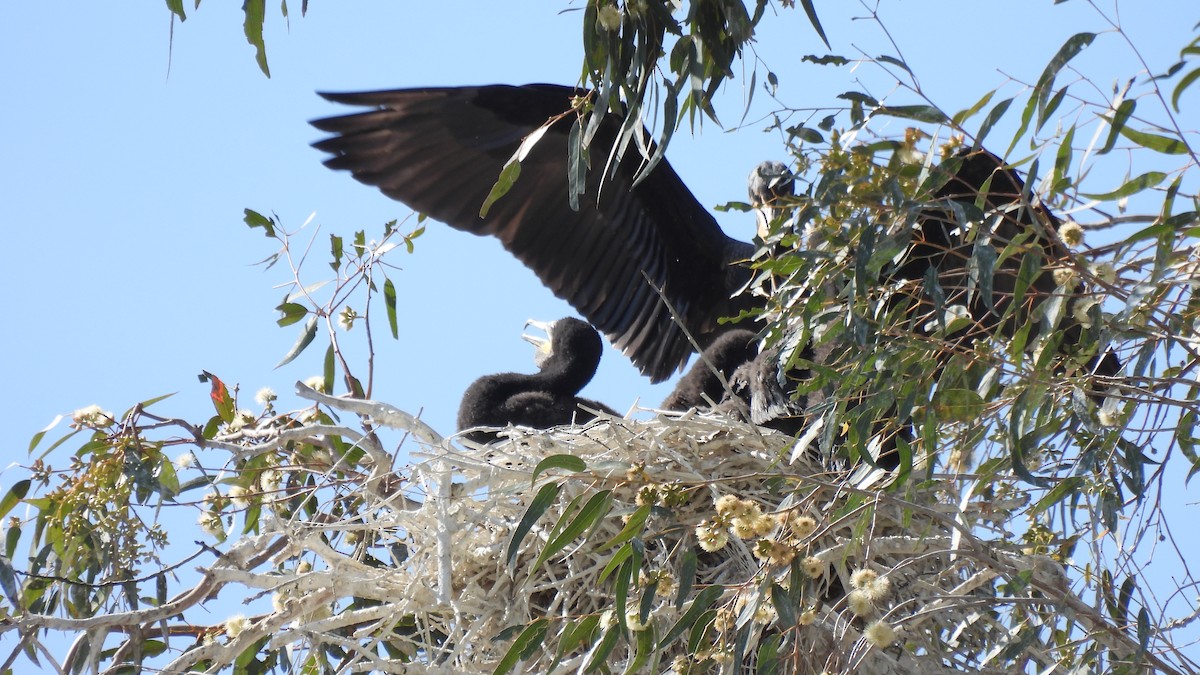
[1,2,1198,673]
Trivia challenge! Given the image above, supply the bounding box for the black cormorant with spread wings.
[312,85,792,383]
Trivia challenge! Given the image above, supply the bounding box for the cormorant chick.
[457,317,618,443]
[660,329,760,412]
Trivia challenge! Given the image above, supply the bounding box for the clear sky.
[1,0,1197,668]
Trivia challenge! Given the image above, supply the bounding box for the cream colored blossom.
[1052,267,1079,290]
[228,485,251,510]
[696,520,729,552]
[338,306,357,331]
[224,613,249,638]
[255,387,276,406]
[864,620,896,648]
[174,452,195,470]
[199,512,225,539]
[625,609,650,631]
[1092,261,1117,285]
[596,4,622,31]
[71,405,113,429]
[798,607,818,626]
[801,555,825,578]
[847,589,874,617]
[303,376,326,391]
[850,568,878,590]
[1059,220,1085,247]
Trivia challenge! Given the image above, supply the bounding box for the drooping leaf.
[798,0,830,48]
[534,490,613,569]
[27,415,63,454]
[1034,33,1095,113]
[492,619,549,675]
[1099,98,1136,155]
[659,584,723,648]
[507,482,561,570]
[480,159,522,218]
[1172,66,1200,112]
[384,278,399,339]
[242,0,270,77]
[601,504,651,551]
[275,316,318,368]
[0,480,29,521]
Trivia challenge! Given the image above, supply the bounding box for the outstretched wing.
[312,84,753,382]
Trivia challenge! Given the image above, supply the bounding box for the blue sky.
[2,0,1197,667]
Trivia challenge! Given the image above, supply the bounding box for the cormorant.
[313,86,1115,441]
[457,317,618,442]
[312,85,791,383]
[660,328,760,412]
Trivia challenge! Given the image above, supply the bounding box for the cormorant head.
[747,161,796,240]
[522,319,557,369]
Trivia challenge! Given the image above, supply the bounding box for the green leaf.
[242,0,270,77]
[876,54,911,74]
[659,584,723,648]
[0,480,29,521]
[1079,172,1168,201]
[802,54,849,66]
[555,615,600,664]
[492,619,549,675]
[0,555,21,612]
[837,91,878,107]
[323,344,335,395]
[1030,477,1085,516]
[1172,66,1200,112]
[534,490,612,569]
[384,278,399,339]
[275,302,308,327]
[156,455,181,500]
[952,89,996,127]
[531,454,587,483]
[876,105,947,124]
[601,504,650,551]
[786,125,825,144]
[164,0,187,20]
[480,159,522,218]
[1034,33,1095,112]
[798,0,830,49]
[329,234,344,272]
[507,482,561,570]
[27,415,63,454]
[1098,99,1135,155]
[1119,126,1190,154]
[275,316,318,369]
[597,541,635,585]
[243,208,276,237]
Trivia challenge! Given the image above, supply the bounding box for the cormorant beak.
[522,319,556,367]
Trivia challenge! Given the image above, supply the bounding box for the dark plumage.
[660,328,760,412]
[894,148,1120,377]
[313,85,773,383]
[457,317,618,442]
[312,84,1114,446]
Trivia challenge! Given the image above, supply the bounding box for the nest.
[329,407,1066,674]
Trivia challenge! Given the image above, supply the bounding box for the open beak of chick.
[522,319,557,368]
